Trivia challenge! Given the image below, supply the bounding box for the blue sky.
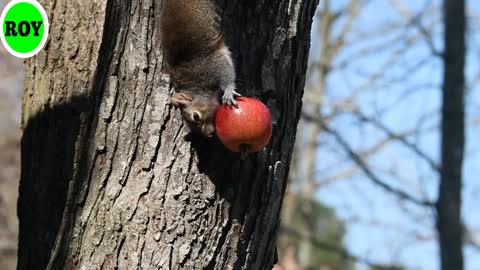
[305,0,480,269]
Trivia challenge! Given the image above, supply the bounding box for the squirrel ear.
[171,93,193,107]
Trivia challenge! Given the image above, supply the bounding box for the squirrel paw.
[222,90,241,106]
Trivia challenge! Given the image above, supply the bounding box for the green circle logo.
[0,0,49,58]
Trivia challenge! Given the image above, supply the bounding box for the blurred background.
[0,1,23,270]
[0,0,479,270]
[276,0,480,270]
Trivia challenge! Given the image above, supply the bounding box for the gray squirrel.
[160,0,240,137]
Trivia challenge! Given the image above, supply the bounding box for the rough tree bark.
[18,0,319,269]
[437,0,465,269]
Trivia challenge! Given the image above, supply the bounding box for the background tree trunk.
[18,0,319,269]
[437,0,465,269]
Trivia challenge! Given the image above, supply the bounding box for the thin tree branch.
[465,227,480,251]
[302,112,435,207]
[389,0,443,57]
[353,110,440,172]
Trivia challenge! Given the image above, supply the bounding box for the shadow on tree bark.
[18,95,92,269]
[18,2,123,267]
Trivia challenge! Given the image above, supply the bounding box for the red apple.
[216,97,272,154]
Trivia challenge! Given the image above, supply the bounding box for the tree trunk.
[17,0,319,269]
[437,0,465,269]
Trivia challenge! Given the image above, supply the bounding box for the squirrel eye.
[192,112,201,122]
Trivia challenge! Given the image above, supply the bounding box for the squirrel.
[160,0,240,137]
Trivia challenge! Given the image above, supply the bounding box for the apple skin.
[215,97,272,153]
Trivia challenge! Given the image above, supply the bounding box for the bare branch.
[302,113,435,207]
[389,0,443,57]
[465,227,480,251]
[314,127,425,188]
[353,110,440,172]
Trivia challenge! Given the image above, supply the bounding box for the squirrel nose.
[204,128,215,138]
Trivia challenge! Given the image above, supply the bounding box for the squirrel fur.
[160,0,240,137]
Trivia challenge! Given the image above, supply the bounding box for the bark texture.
[18,0,319,269]
[437,0,465,269]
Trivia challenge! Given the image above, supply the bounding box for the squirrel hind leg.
[170,92,193,107]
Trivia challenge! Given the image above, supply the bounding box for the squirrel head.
[171,92,219,138]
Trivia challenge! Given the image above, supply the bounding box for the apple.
[215,97,272,155]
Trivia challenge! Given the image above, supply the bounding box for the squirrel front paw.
[222,89,241,106]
